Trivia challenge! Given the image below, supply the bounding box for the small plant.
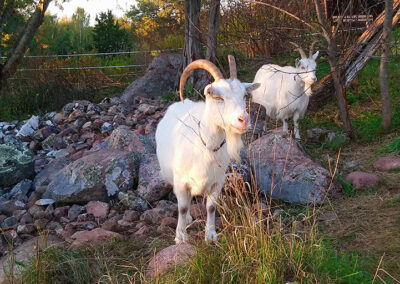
[386,137,400,154]
[388,196,400,205]
[337,175,357,197]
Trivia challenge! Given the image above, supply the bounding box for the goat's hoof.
[205,230,218,243]
[175,232,189,244]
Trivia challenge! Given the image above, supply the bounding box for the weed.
[337,175,357,197]
[388,196,400,205]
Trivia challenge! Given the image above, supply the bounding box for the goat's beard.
[226,130,243,162]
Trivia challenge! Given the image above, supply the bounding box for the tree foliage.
[125,0,184,49]
[93,10,132,53]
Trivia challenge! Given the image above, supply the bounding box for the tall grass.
[159,172,370,283]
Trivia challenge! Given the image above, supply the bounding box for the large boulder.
[146,243,196,280]
[121,54,183,105]
[103,125,156,154]
[0,140,35,188]
[137,154,172,203]
[33,157,69,189]
[374,155,400,171]
[248,131,338,203]
[42,149,140,204]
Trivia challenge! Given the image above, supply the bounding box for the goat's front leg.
[282,119,289,136]
[174,182,192,244]
[293,112,301,139]
[205,186,220,243]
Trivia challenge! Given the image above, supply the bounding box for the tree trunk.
[0,0,52,91]
[310,0,400,111]
[182,0,206,93]
[206,0,220,64]
[314,0,354,137]
[380,0,393,131]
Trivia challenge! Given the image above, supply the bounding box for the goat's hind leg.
[293,112,301,139]
[174,182,192,244]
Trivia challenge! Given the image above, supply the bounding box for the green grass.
[158,178,373,283]
[16,238,171,283]
[337,175,357,197]
[388,196,400,205]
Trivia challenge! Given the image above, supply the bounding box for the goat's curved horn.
[179,59,224,102]
[289,41,306,59]
[228,55,237,79]
[309,41,318,58]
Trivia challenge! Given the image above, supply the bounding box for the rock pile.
[0,96,182,256]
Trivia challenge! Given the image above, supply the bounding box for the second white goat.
[251,42,319,139]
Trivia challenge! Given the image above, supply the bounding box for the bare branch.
[244,0,314,30]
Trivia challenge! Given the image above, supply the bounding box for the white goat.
[251,42,319,139]
[155,56,260,243]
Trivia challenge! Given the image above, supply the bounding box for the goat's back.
[252,64,306,119]
[155,99,204,184]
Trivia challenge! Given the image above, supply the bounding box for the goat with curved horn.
[228,55,237,79]
[289,41,307,59]
[156,54,260,244]
[179,59,224,102]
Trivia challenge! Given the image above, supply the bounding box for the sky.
[47,0,134,26]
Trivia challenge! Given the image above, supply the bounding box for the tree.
[314,0,354,137]
[125,0,184,49]
[0,0,52,91]
[182,0,206,91]
[380,0,394,131]
[93,10,132,53]
[206,0,220,63]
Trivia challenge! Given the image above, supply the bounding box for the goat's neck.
[198,112,225,151]
[199,107,243,161]
[296,77,313,97]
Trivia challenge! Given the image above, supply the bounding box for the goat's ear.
[295,58,300,68]
[312,51,319,60]
[243,83,260,93]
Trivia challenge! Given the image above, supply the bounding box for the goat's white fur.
[251,47,319,139]
[156,60,259,243]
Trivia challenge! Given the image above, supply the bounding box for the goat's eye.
[301,66,306,70]
[213,95,224,101]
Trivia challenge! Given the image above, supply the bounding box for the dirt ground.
[317,136,400,280]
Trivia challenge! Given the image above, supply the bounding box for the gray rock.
[249,132,339,203]
[68,204,85,221]
[118,191,148,211]
[100,122,114,134]
[137,154,172,203]
[140,200,177,224]
[1,216,18,228]
[8,180,32,198]
[42,149,139,203]
[35,199,56,206]
[34,157,69,189]
[104,125,156,154]
[121,54,183,105]
[16,116,39,137]
[0,200,25,216]
[306,128,329,145]
[0,141,35,188]
[17,224,35,234]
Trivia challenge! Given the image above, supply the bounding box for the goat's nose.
[238,112,249,126]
